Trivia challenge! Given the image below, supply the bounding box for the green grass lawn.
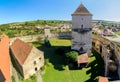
[116,31,120,35]
[50,39,71,46]
[42,56,95,82]
[41,39,104,82]
[22,74,37,82]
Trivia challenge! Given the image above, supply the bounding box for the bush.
[12,76,16,82]
[41,66,45,71]
[45,59,49,66]
[30,74,36,80]
[44,37,51,47]
[65,51,78,62]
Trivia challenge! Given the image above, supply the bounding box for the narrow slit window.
[81,24,83,28]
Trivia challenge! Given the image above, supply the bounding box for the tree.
[65,51,78,62]
[44,36,51,47]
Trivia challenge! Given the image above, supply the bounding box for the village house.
[10,39,44,79]
[0,35,11,82]
[77,53,89,68]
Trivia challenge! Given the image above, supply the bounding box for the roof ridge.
[72,3,92,16]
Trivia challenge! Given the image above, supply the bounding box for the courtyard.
[37,39,104,82]
[11,39,104,82]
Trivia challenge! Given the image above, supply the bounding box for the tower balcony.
[72,28,92,33]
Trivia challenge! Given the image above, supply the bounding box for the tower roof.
[72,3,92,16]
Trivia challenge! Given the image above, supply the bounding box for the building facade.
[10,39,44,79]
[71,4,92,53]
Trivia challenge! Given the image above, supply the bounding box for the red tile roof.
[10,39,32,65]
[77,53,89,64]
[72,3,92,16]
[0,35,10,82]
[0,70,6,82]
[99,76,109,82]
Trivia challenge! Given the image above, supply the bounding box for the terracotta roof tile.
[10,39,32,65]
[0,35,10,82]
[99,76,109,82]
[72,3,92,16]
[0,70,6,82]
[77,53,89,64]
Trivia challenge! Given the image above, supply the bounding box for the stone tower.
[71,3,93,53]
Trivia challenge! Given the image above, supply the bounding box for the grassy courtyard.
[37,39,104,82]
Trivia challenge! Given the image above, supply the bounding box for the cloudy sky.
[0,0,120,24]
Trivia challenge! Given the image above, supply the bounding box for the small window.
[82,18,83,20]
[33,61,36,65]
[35,67,37,71]
[81,24,83,28]
[79,47,83,51]
[39,57,41,60]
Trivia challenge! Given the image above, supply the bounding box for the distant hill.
[0,20,71,26]
[93,20,120,24]
[0,20,72,38]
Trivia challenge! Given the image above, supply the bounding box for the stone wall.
[92,34,120,79]
[10,32,71,43]
[23,47,44,79]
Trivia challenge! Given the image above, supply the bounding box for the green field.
[116,31,120,36]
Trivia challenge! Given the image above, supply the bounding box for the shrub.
[44,37,51,47]
[45,59,49,66]
[65,51,78,62]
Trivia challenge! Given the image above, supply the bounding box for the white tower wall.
[71,4,92,53]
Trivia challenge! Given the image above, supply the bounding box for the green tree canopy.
[65,51,78,62]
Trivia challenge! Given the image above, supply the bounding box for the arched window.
[79,47,83,51]
[81,24,83,28]
[35,67,37,71]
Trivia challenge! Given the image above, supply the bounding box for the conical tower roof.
[72,3,92,16]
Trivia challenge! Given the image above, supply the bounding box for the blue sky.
[0,0,120,24]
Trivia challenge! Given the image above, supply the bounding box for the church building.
[71,3,93,53]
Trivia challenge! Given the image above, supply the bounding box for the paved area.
[104,30,120,43]
[37,71,43,82]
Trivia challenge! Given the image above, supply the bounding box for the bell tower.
[71,3,93,53]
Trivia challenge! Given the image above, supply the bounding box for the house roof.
[10,39,32,65]
[99,76,109,82]
[77,53,89,64]
[0,70,6,82]
[0,35,10,82]
[72,3,92,16]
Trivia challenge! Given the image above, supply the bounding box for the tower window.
[35,67,37,71]
[81,24,83,28]
[79,47,83,51]
[39,57,41,60]
[33,61,36,65]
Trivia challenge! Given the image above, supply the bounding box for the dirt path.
[37,71,43,82]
